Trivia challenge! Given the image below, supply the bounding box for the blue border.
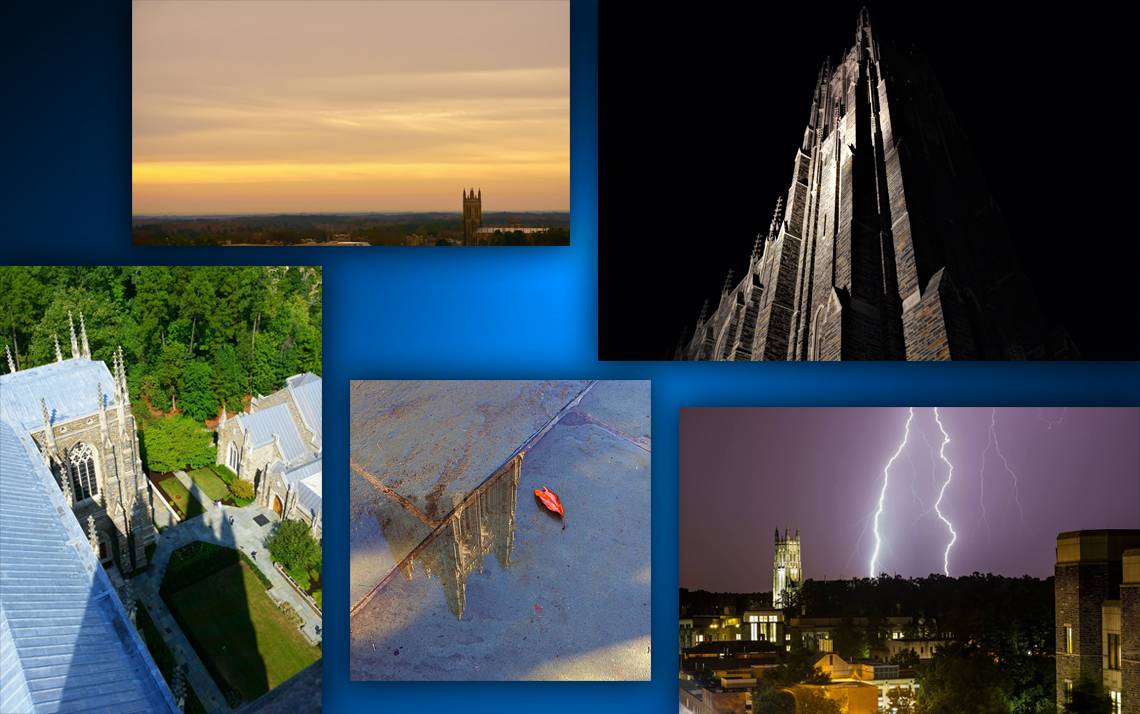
[1,1,1138,712]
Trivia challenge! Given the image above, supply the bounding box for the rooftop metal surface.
[286,373,322,446]
[0,419,177,713]
[348,380,591,604]
[349,380,651,681]
[0,358,117,434]
[239,403,309,464]
[284,459,323,517]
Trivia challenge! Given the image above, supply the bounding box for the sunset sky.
[132,0,569,215]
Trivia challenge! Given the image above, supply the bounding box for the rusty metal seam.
[349,380,598,619]
[349,457,441,529]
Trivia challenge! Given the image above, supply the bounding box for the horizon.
[681,570,1057,596]
[132,1,569,215]
[132,208,570,219]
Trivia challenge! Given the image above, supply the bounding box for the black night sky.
[598,0,1140,360]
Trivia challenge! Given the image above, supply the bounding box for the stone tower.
[463,188,482,246]
[3,317,157,574]
[1054,530,1140,712]
[773,528,802,608]
[679,9,1074,361]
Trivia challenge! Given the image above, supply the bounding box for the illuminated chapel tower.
[773,528,802,608]
[679,9,1073,361]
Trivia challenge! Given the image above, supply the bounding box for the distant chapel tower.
[773,528,802,608]
[463,188,482,246]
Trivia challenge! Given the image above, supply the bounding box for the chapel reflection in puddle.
[399,453,523,619]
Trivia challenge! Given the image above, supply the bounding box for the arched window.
[227,442,240,474]
[67,443,99,502]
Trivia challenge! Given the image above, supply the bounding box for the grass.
[212,464,239,485]
[186,467,230,502]
[163,558,321,704]
[186,465,255,507]
[155,475,203,520]
[135,600,206,714]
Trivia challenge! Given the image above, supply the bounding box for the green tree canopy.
[0,266,322,425]
[140,416,215,473]
[266,519,321,575]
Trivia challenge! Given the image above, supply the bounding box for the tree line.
[0,266,322,422]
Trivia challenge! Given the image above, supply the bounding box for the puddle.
[365,453,523,620]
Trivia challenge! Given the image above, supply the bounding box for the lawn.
[186,467,230,502]
[187,465,255,507]
[155,474,203,520]
[162,548,320,705]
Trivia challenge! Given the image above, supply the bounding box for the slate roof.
[238,373,322,465]
[283,460,322,518]
[240,404,309,464]
[237,374,323,524]
[285,373,322,446]
[0,414,177,713]
[0,359,116,434]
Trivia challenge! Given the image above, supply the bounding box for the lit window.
[1110,691,1121,714]
[1064,680,1073,704]
[1064,625,1073,654]
[1108,633,1121,671]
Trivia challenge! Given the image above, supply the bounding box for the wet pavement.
[348,380,651,681]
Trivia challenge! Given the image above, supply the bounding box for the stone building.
[0,314,156,574]
[0,315,176,712]
[678,9,1073,361]
[216,372,322,538]
[462,187,482,246]
[1055,529,1140,712]
[773,527,802,608]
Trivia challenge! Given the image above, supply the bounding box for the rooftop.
[0,358,117,433]
[0,418,177,713]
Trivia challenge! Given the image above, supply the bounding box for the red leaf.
[533,486,565,518]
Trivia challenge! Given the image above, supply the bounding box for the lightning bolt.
[989,407,1024,521]
[869,407,914,578]
[932,407,958,576]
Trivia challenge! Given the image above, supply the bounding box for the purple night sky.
[680,408,1140,592]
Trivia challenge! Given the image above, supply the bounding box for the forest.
[0,266,321,469]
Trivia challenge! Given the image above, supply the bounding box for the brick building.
[678,9,1072,361]
[1055,530,1140,712]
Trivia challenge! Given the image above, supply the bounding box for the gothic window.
[67,443,99,502]
[228,441,240,474]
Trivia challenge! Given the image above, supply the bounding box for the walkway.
[132,504,323,711]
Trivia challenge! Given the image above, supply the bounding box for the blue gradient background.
[1,1,1137,712]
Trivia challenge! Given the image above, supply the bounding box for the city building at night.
[790,681,878,714]
[1055,530,1140,713]
[814,654,918,711]
[882,636,949,662]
